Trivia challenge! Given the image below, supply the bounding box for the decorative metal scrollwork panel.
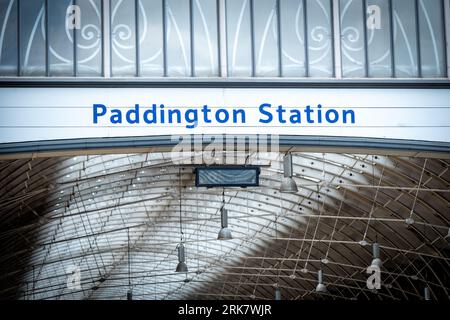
[20,0,46,76]
[392,0,419,77]
[48,0,74,76]
[0,0,18,76]
[192,0,219,77]
[0,0,104,77]
[340,0,447,78]
[340,0,366,77]
[306,0,333,77]
[226,0,252,76]
[139,0,164,76]
[0,0,448,78]
[280,0,307,77]
[366,0,392,78]
[226,0,334,77]
[253,0,279,77]
[166,0,192,77]
[48,0,102,76]
[76,0,102,76]
[417,0,446,78]
[111,0,136,76]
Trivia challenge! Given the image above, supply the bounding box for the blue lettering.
[215,109,229,123]
[343,109,356,124]
[185,109,198,128]
[93,104,107,123]
[233,109,246,124]
[126,104,139,124]
[325,109,339,123]
[143,105,157,124]
[110,109,122,124]
[259,103,273,124]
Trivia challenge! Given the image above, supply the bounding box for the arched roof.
[0,151,448,300]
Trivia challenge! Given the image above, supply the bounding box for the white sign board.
[0,87,449,144]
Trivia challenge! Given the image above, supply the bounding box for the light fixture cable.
[179,167,183,243]
[175,167,188,273]
[127,227,132,300]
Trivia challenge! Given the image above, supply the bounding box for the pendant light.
[274,287,281,300]
[315,269,327,293]
[218,189,232,240]
[176,168,188,272]
[424,286,431,300]
[370,242,382,268]
[280,153,298,193]
[176,243,188,273]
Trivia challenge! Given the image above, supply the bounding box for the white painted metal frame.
[445,0,450,78]
[218,0,228,78]
[332,0,342,79]
[102,0,111,78]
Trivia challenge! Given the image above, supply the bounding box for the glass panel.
[340,0,365,77]
[166,0,191,77]
[139,0,163,76]
[0,0,18,76]
[77,0,102,77]
[253,0,278,77]
[418,0,446,78]
[1,0,445,79]
[111,0,136,77]
[226,0,252,77]
[392,0,418,77]
[20,0,46,76]
[48,0,74,76]
[367,0,392,77]
[280,0,306,77]
[193,0,219,77]
[307,0,333,77]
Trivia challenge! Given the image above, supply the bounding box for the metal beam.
[1,135,450,160]
[1,78,449,88]
[445,0,450,77]
[102,0,111,77]
[218,0,227,77]
[332,0,342,78]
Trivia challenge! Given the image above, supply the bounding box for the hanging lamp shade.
[274,287,281,300]
[424,287,431,300]
[280,177,298,193]
[175,169,188,273]
[370,242,382,268]
[315,269,327,293]
[175,243,188,273]
[218,208,232,240]
[281,154,298,193]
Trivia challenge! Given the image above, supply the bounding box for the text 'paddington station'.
[92,103,356,129]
